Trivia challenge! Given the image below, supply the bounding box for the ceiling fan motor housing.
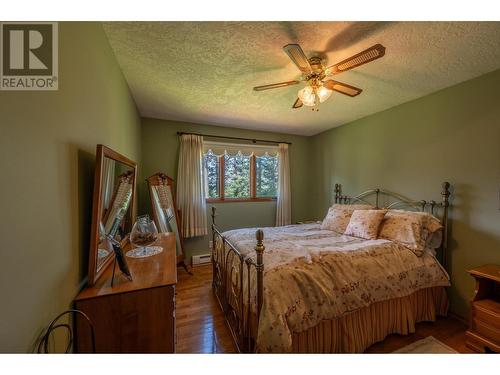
[308,56,324,73]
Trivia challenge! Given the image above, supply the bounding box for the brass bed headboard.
[334,182,451,269]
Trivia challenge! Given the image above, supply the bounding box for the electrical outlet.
[209,240,213,250]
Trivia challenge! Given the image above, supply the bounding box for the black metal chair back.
[37,309,96,353]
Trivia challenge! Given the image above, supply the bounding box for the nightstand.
[465,264,500,353]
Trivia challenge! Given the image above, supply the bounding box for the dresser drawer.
[473,299,500,329]
[75,285,175,353]
[473,318,500,344]
[466,330,500,353]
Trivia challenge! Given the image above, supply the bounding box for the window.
[255,155,278,198]
[205,151,220,199]
[203,142,279,202]
[224,154,251,198]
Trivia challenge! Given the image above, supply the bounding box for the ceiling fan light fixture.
[317,86,333,103]
[254,42,386,110]
[298,86,316,107]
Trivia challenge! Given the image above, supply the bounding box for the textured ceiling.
[103,22,500,136]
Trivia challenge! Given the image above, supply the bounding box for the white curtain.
[152,185,183,257]
[276,143,291,226]
[101,158,115,211]
[176,134,208,237]
[104,177,132,236]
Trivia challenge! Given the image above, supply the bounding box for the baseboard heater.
[192,253,212,266]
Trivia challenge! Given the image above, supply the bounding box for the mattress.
[218,223,450,353]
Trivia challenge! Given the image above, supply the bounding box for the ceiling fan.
[253,43,386,110]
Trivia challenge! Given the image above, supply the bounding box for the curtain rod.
[176,131,292,145]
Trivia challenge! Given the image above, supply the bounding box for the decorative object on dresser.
[465,264,500,353]
[146,172,191,274]
[107,235,132,286]
[88,145,137,286]
[74,233,177,353]
[127,214,160,258]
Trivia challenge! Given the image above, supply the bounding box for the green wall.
[141,70,500,318]
[0,22,141,352]
[1,21,498,352]
[140,118,311,259]
[309,69,500,317]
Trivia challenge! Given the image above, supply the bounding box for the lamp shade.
[298,86,316,106]
[317,86,333,103]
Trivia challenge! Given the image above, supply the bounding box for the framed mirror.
[146,173,190,273]
[88,145,137,286]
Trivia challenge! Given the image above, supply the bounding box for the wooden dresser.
[465,264,500,353]
[74,233,177,353]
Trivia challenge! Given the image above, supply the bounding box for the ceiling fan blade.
[253,80,300,91]
[323,80,363,97]
[292,97,303,109]
[326,44,386,75]
[283,44,312,73]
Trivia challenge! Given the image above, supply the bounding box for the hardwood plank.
[175,265,237,353]
[175,264,471,354]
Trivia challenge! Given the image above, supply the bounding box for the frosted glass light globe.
[297,86,316,107]
[317,86,333,103]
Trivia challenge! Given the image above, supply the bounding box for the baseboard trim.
[191,261,213,267]
[449,311,469,326]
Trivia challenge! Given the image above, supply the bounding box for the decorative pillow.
[344,209,388,240]
[378,210,443,256]
[320,204,375,233]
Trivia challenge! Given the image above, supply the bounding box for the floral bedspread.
[221,223,450,353]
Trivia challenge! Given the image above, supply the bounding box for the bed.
[210,182,452,353]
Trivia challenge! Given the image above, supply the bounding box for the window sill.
[206,198,276,203]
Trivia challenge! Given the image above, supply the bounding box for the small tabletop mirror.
[146,173,190,273]
[88,145,137,286]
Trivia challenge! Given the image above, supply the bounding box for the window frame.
[206,154,278,203]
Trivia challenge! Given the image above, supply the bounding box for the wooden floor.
[176,264,237,353]
[175,264,472,354]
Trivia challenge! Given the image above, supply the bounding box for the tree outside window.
[204,151,278,202]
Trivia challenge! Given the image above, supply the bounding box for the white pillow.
[378,210,443,256]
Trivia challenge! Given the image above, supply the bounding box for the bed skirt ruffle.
[290,286,448,353]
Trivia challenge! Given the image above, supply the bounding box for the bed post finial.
[255,229,265,316]
[211,206,216,226]
[441,182,451,270]
[334,183,342,204]
[256,229,264,246]
[442,182,450,204]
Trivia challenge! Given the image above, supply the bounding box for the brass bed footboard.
[211,207,264,353]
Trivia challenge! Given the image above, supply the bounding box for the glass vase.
[127,214,161,258]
